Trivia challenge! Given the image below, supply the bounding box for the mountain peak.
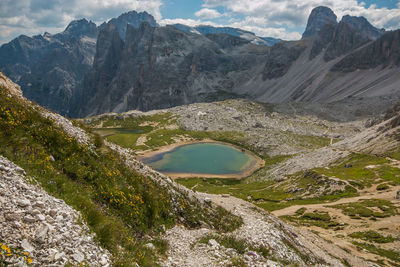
[63,18,98,38]
[105,10,158,39]
[302,6,337,39]
[341,15,385,40]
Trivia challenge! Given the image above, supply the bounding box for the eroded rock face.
[78,22,268,117]
[99,10,158,40]
[309,23,336,60]
[341,15,385,40]
[1,7,399,118]
[0,11,157,117]
[332,29,400,72]
[262,43,306,80]
[323,21,369,61]
[0,19,98,116]
[302,6,337,39]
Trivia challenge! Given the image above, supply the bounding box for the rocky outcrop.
[323,21,369,61]
[262,43,306,80]
[203,34,250,49]
[61,19,98,39]
[0,19,98,116]
[0,156,111,266]
[309,14,372,61]
[0,71,22,97]
[309,23,336,60]
[302,6,337,39]
[332,29,400,72]
[341,15,385,40]
[99,10,157,40]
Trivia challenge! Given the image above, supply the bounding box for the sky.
[1,0,400,44]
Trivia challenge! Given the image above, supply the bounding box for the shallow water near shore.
[141,142,260,178]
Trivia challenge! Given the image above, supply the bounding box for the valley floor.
[83,99,400,266]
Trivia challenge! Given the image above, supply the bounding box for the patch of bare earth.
[273,185,400,265]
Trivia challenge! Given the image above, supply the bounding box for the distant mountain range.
[173,24,281,46]
[1,7,399,118]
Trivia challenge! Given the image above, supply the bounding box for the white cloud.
[0,0,163,44]
[194,8,222,19]
[1,0,400,44]
[202,0,400,31]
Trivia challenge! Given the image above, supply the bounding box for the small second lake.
[141,142,261,178]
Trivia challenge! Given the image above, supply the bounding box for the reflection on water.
[142,142,257,175]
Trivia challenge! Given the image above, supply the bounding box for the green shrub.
[301,212,331,221]
[376,184,390,191]
[349,231,397,243]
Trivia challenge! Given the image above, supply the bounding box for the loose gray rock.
[145,243,156,250]
[0,156,111,266]
[17,199,30,207]
[72,251,85,263]
[21,239,35,253]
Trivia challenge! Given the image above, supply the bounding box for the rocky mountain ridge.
[0,11,157,116]
[99,10,158,39]
[76,22,269,116]
[173,24,282,46]
[0,6,399,118]
[78,6,399,117]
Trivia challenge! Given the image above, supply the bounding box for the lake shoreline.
[136,139,265,179]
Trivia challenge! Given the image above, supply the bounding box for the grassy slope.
[0,86,242,266]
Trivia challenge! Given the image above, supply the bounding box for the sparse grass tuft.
[353,241,400,262]
[332,199,397,219]
[349,231,398,243]
[281,211,341,229]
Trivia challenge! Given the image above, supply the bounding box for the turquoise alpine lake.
[141,142,260,177]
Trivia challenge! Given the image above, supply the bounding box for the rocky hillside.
[0,156,111,266]
[0,72,244,266]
